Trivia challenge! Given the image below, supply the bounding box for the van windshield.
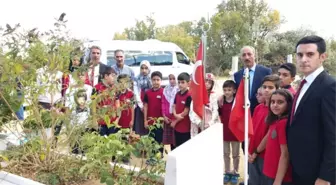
[106,51,173,67]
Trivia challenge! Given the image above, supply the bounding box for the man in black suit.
[234,46,272,115]
[287,36,335,185]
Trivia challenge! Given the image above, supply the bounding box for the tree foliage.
[111,0,335,75]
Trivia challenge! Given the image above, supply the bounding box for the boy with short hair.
[218,80,240,184]
[171,72,192,148]
[117,74,135,130]
[143,71,164,153]
[248,74,280,185]
[256,87,265,104]
[278,63,296,95]
[93,67,120,136]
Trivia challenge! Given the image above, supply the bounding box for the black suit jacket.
[287,71,336,185]
[234,64,272,114]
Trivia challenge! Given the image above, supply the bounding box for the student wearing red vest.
[218,80,240,184]
[93,67,120,136]
[117,74,135,130]
[171,72,192,148]
[248,75,280,185]
[143,71,164,154]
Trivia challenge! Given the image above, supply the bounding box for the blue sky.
[0,0,334,40]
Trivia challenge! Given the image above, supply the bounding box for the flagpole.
[243,68,250,185]
[201,15,210,131]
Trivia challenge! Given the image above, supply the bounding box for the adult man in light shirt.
[111,49,135,80]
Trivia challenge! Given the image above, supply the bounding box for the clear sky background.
[0,0,334,40]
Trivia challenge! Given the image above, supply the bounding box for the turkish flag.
[190,41,209,119]
[228,79,254,141]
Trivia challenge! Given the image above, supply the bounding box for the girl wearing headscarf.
[189,73,219,137]
[133,60,152,135]
[162,73,179,151]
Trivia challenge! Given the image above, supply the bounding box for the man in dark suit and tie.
[234,46,272,115]
[85,45,110,86]
[287,36,335,185]
[234,46,272,185]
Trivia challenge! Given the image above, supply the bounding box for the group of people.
[30,35,334,185]
[229,36,335,185]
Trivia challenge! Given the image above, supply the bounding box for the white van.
[84,39,193,86]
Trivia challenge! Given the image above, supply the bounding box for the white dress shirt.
[295,66,324,112]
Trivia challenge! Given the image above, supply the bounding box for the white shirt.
[87,64,100,86]
[36,67,63,104]
[295,66,324,112]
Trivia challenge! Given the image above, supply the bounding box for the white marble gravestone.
[0,171,45,185]
[165,123,224,185]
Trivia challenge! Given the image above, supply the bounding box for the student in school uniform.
[171,72,192,148]
[143,71,164,154]
[256,87,265,104]
[218,80,240,185]
[189,73,219,137]
[93,67,120,136]
[278,63,297,95]
[263,89,294,185]
[162,73,179,151]
[248,75,280,185]
[133,60,152,136]
[117,74,135,131]
[70,89,91,154]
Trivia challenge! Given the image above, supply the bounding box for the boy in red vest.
[93,67,120,136]
[248,75,280,185]
[117,74,135,130]
[143,71,164,155]
[218,80,240,184]
[171,72,192,148]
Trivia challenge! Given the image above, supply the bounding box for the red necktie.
[90,66,95,86]
[290,79,307,124]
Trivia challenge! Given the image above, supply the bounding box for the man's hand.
[315,178,330,185]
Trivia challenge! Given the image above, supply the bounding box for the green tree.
[114,13,157,41]
[156,25,195,58]
[263,27,316,70]
[207,0,282,75]
[112,32,128,40]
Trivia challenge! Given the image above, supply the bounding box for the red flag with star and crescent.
[190,40,209,119]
